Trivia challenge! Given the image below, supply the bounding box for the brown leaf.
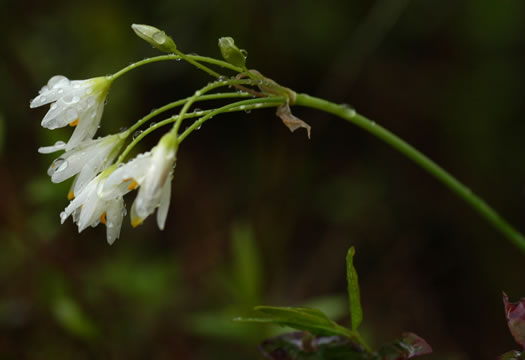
[276,103,311,139]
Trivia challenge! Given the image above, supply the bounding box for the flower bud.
[218,37,246,68]
[131,24,177,53]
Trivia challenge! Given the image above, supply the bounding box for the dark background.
[1,0,525,358]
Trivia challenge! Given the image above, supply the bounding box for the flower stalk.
[294,93,525,253]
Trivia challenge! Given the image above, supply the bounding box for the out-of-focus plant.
[236,247,432,359]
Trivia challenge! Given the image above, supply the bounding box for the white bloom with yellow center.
[31,75,112,150]
[40,134,125,198]
[60,171,127,245]
[103,132,176,230]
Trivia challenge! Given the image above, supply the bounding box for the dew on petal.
[48,75,68,88]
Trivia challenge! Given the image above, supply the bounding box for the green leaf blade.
[346,246,363,330]
[236,306,354,338]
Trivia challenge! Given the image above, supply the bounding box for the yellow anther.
[131,216,143,228]
[67,191,75,200]
[127,180,138,191]
[69,118,79,127]
[100,212,107,225]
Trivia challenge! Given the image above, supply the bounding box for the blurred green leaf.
[52,295,98,341]
[346,247,362,330]
[0,113,4,154]
[231,222,262,305]
[236,306,353,338]
[186,310,261,341]
[302,295,348,322]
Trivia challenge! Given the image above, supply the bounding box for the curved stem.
[173,49,221,78]
[171,78,255,136]
[109,54,244,81]
[125,91,253,136]
[109,54,180,80]
[177,96,286,143]
[116,99,283,163]
[294,93,525,253]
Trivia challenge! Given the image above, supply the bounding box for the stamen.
[131,216,143,228]
[100,212,107,225]
[69,118,79,127]
[67,191,75,200]
[128,180,139,191]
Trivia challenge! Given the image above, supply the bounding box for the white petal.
[65,103,104,150]
[105,197,124,245]
[103,153,151,191]
[156,172,172,230]
[38,141,66,154]
[62,185,90,223]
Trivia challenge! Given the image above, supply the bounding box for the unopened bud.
[218,37,246,68]
[131,24,177,53]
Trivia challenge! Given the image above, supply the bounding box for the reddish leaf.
[378,332,432,359]
[503,293,525,348]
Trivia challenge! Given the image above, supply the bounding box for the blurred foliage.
[2,0,525,359]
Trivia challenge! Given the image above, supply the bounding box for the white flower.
[103,132,177,229]
[40,134,125,198]
[30,75,112,150]
[60,171,127,245]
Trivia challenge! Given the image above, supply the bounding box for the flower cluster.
[32,75,177,244]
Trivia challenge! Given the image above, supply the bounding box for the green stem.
[125,92,253,136]
[171,78,255,136]
[177,96,286,143]
[109,54,244,81]
[294,93,525,253]
[109,54,180,80]
[117,99,282,163]
[173,49,221,78]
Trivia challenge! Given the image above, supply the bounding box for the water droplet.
[57,88,64,94]
[194,91,201,96]
[73,83,81,89]
[239,105,246,110]
[60,211,68,221]
[40,96,47,103]
[50,103,57,110]
[196,125,202,130]
[86,88,93,95]
[244,108,251,114]
[72,96,80,103]
[54,140,66,147]
[48,75,68,88]
[132,130,143,139]
[51,158,68,173]
[149,122,157,128]
[119,126,129,132]
[194,108,202,112]
[218,76,228,82]
[175,57,181,61]
[341,104,356,117]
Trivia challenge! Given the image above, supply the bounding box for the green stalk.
[294,93,525,253]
